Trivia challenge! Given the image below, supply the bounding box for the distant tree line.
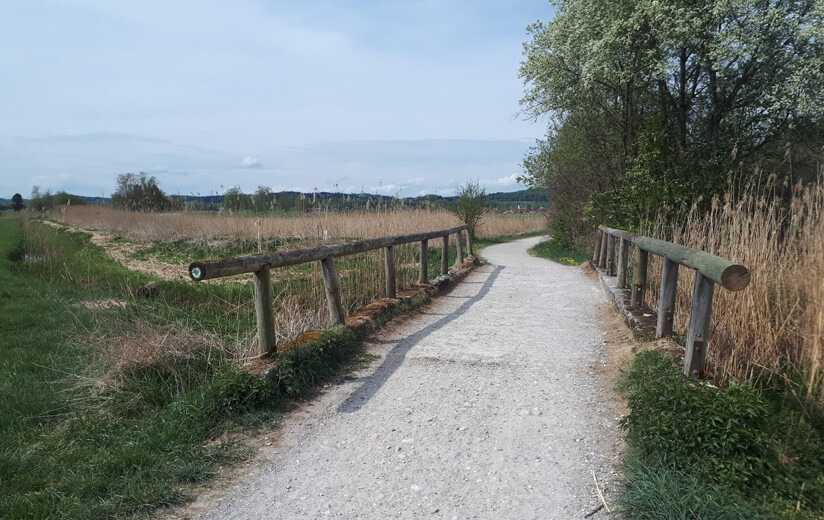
[29,187,86,212]
[519,0,824,247]
[219,185,545,214]
[8,174,544,215]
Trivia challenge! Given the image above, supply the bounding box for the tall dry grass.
[640,174,824,399]
[55,206,544,348]
[58,206,544,242]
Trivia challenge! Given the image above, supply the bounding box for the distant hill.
[2,188,548,212]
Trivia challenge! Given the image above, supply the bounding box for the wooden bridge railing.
[188,225,472,356]
[594,225,750,378]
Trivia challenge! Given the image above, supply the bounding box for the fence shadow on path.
[337,265,504,413]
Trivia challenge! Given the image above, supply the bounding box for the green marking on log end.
[191,267,202,279]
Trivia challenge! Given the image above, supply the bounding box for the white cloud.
[240,156,262,168]
[488,173,521,186]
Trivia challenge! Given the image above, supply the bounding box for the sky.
[0,0,554,199]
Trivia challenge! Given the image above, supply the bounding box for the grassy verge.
[0,217,361,519]
[527,236,590,266]
[617,350,824,519]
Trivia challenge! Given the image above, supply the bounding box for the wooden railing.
[594,226,750,378]
[188,225,472,356]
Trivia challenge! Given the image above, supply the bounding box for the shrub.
[618,350,769,487]
[450,180,486,239]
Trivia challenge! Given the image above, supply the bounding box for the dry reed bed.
[59,206,544,242]
[57,206,544,348]
[638,176,824,399]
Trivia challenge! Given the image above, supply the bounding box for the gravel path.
[180,236,623,520]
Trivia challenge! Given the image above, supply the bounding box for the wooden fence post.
[419,239,428,283]
[631,247,648,309]
[656,257,679,337]
[684,273,715,378]
[466,230,473,257]
[320,256,345,325]
[606,234,616,276]
[384,245,396,298]
[617,238,629,289]
[441,234,449,275]
[593,229,602,264]
[456,230,464,264]
[253,265,276,356]
[599,231,609,269]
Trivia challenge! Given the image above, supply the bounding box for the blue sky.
[0,1,553,198]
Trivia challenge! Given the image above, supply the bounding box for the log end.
[721,264,750,291]
[189,262,206,281]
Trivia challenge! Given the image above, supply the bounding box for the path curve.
[179,236,622,519]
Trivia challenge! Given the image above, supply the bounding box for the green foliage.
[519,0,824,242]
[29,186,87,212]
[450,180,486,238]
[276,191,294,212]
[618,350,824,518]
[528,237,589,266]
[253,185,273,212]
[208,368,275,415]
[519,112,623,246]
[111,172,176,212]
[11,193,24,212]
[223,185,253,212]
[619,351,769,485]
[268,329,357,396]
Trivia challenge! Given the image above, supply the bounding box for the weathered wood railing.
[593,226,750,378]
[188,225,472,356]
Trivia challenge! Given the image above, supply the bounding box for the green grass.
[527,236,590,266]
[617,350,824,519]
[0,217,362,519]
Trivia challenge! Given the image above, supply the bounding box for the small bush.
[618,350,824,518]
[619,350,769,486]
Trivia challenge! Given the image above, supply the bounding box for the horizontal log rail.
[594,225,751,378]
[188,225,468,281]
[188,224,471,356]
